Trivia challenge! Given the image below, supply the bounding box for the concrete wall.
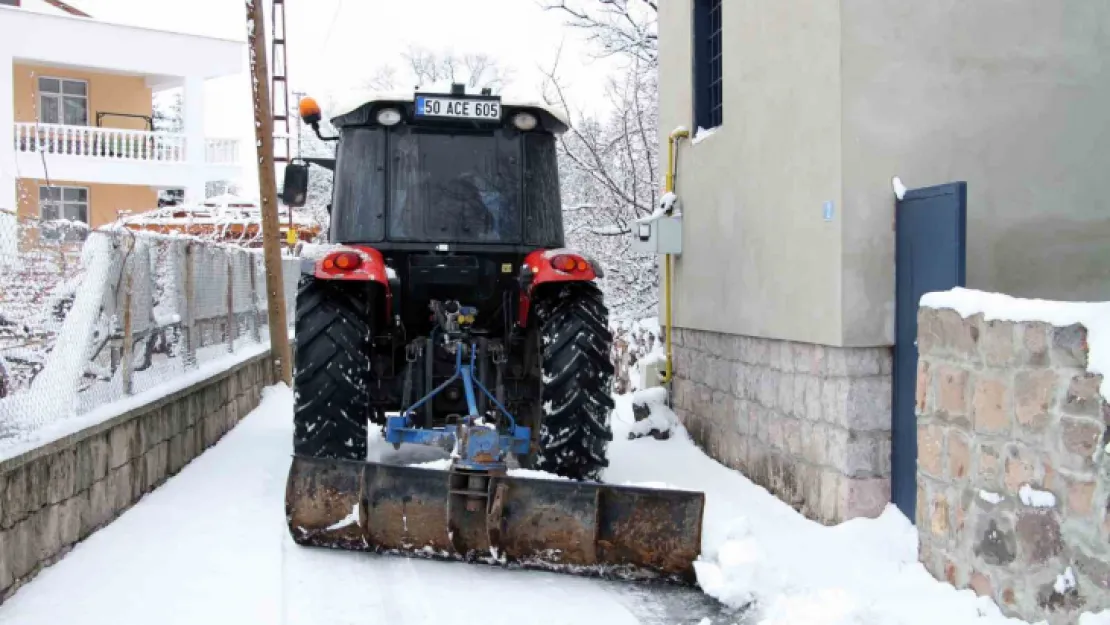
[916,307,1110,622]
[659,1,1110,348]
[658,0,845,347]
[840,0,1110,346]
[13,62,153,130]
[17,178,157,226]
[0,349,278,603]
[671,327,892,524]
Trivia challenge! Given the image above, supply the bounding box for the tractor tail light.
[550,254,590,274]
[323,251,362,272]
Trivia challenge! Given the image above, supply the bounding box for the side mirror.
[282,163,309,208]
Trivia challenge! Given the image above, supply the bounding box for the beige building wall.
[658,0,845,348]
[660,0,1110,349]
[17,178,157,227]
[13,62,153,130]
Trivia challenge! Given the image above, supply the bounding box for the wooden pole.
[246,0,293,385]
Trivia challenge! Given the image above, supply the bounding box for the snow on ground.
[0,385,726,625]
[605,396,1110,625]
[920,287,1110,400]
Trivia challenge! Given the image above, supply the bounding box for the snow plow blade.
[285,455,705,583]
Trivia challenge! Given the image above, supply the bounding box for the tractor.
[281,85,703,581]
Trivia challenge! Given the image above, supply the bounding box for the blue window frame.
[693,0,723,130]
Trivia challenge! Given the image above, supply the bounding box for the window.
[39,186,90,241]
[693,0,723,130]
[38,77,88,126]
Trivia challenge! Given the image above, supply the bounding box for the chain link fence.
[0,214,299,447]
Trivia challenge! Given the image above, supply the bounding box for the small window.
[38,77,88,126]
[693,0,723,131]
[39,185,90,241]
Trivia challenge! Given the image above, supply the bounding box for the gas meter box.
[631,215,683,255]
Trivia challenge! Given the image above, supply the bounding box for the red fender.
[518,248,601,327]
[313,245,392,317]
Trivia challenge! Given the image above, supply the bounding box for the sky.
[31,0,621,195]
[52,0,619,128]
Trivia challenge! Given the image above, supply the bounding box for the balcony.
[13,123,240,166]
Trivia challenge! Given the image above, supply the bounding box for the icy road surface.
[0,385,729,625]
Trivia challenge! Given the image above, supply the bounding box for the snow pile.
[627,387,677,440]
[692,126,718,145]
[920,287,1110,400]
[602,395,1110,625]
[1018,484,1057,509]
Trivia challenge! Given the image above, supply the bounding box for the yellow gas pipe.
[660,128,689,385]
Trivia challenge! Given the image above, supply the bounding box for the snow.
[602,396,1110,625]
[978,490,1004,505]
[0,385,718,625]
[0,342,269,463]
[2,235,116,425]
[1054,567,1077,595]
[892,176,908,200]
[1018,484,1057,509]
[692,126,718,145]
[920,287,1110,400]
[4,333,1110,623]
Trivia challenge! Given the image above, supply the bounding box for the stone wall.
[670,326,893,523]
[0,350,278,604]
[916,307,1110,623]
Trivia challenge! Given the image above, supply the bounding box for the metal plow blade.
[285,455,706,583]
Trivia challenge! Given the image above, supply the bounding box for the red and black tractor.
[281,85,704,581]
[281,85,614,481]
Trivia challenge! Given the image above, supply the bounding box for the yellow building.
[1,0,245,243]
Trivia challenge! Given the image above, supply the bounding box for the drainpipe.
[659,127,689,386]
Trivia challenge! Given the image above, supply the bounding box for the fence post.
[249,254,262,343]
[183,242,197,368]
[226,253,236,353]
[121,270,134,395]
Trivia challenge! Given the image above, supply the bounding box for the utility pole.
[246,0,293,385]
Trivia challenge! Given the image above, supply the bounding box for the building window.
[38,77,88,126]
[40,186,90,241]
[693,0,723,130]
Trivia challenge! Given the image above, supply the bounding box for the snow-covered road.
[4,380,1108,625]
[0,385,727,625]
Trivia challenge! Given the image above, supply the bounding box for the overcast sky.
[42,0,617,194]
[68,0,618,119]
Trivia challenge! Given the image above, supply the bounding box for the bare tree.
[367,46,514,93]
[540,1,660,319]
[542,0,658,63]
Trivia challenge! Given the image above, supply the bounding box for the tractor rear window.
[387,128,522,244]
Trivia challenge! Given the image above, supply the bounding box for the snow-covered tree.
[542,0,661,320]
[152,89,183,133]
[369,46,513,93]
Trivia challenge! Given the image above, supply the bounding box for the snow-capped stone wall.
[916,289,1110,623]
[669,328,892,524]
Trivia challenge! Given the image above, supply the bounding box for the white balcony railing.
[12,123,242,166]
[14,122,186,162]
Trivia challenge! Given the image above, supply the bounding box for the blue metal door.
[892,182,967,521]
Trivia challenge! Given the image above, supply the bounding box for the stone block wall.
[670,326,893,524]
[0,350,278,604]
[916,307,1110,623]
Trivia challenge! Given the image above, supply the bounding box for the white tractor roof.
[329,87,571,128]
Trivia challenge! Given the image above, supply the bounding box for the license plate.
[415,96,501,121]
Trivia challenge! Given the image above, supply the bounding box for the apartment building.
[0,0,245,247]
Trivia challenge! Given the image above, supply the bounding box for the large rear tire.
[532,282,615,481]
[292,276,373,460]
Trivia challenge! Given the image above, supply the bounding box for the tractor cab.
[283,85,569,254]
